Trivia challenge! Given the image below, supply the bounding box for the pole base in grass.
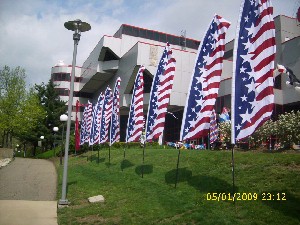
[58,199,69,208]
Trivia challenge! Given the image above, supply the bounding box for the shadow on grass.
[187,175,234,193]
[135,165,153,175]
[105,162,117,168]
[165,167,192,184]
[260,190,300,220]
[121,159,134,170]
[89,154,105,163]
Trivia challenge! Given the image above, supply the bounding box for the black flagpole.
[175,146,181,188]
[97,144,100,164]
[141,143,145,178]
[109,145,111,164]
[122,143,127,172]
[231,144,235,203]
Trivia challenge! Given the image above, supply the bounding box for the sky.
[0,0,299,87]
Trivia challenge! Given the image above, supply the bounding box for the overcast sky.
[0,0,299,87]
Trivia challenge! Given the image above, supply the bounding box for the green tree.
[0,66,26,147]
[35,80,67,150]
[14,88,47,155]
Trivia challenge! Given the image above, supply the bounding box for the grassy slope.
[57,148,300,225]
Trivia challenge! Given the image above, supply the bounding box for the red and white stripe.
[84,101,93,143]
[231,0,276,142]
[148,52,176,140]
[126,66,145,142]
[182,15,231,140]
[110,77,121,145]
[100,87,113,144]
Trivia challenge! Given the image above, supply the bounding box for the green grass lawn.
[56,147,300,225]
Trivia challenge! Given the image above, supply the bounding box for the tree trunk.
[5,130,9,148]
[1,131,4,147]
[9,131,13,148]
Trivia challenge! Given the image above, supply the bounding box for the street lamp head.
[64,19,91,32]
[53,127,59,132]
[60,114,68,122]
[40,136,44,140]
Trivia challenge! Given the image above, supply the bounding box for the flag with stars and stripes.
[146,43,176,141]
[231,0,276,143]
[99,87,113,144]
[210,109,219,144]
[80,104,88,145]
[89,93,104,145]
[126,65,145,142]
[180,15,231,141]
[80,100,93,144]
[110,77,121,146]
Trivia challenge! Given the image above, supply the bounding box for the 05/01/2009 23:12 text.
[206,192,286,201]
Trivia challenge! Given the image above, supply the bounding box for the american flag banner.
[80,101,93,144]
[99,86,113,144]
[146,43,173,141]
[148,54,176,141]
[210,109,219,144]
[89,93,104,145]
[180,15,231,141]
[110,77,121,146]
[126,65,145,142]
[231,0,276,143]
[80,105,88,145]
[84,101,93,143]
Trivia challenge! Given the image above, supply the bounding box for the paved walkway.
[0,157,58,225]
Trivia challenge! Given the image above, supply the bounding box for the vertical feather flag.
[110,77,121,146]
[126,65,145,142]
[85,101,93,143]
[89,93,104,145]
[99,87,113,144]
[209,109,218,144]
[80,104,88,145]
[231,0,276,143]
[180,15,231,141]
[146,43,175,141]
[80,100,93,144]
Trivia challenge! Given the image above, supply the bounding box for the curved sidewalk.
[0,158,58,225]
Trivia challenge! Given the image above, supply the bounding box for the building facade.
[51,60,92,120]
[52,15,300,143]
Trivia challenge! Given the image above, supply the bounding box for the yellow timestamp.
[206,192,286,201]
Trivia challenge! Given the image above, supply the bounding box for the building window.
[74,91,93,98]
[55,88,69,96]
[147,30,153,40]
[159,33,167,43]
[140,29,147,38]
[51,73,71,82]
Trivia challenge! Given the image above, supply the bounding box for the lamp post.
[40,136,45,152]
[60,114,68,165]
[58,19,91,206]
[53,127,59,157]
